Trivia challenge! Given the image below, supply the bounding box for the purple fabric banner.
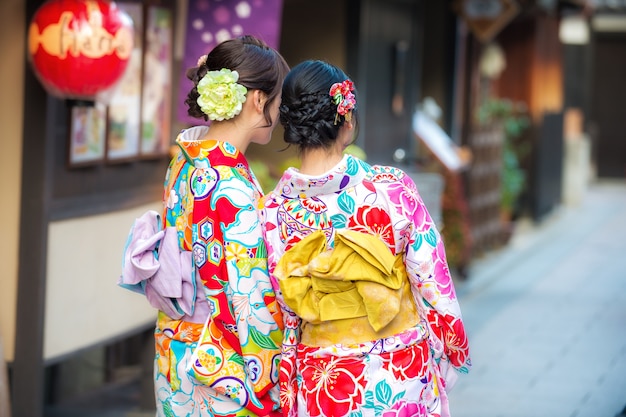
[177,0,284,126]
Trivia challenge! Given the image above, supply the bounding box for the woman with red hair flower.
[260,60,471,417]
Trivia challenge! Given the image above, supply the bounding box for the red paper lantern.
[27,0,134,101]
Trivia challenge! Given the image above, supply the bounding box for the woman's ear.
[250,90,267,113]
[340,119,355,147]
[343,117,355,137]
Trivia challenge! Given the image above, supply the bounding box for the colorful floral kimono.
[120,126,283,417]
[259,154,471,417]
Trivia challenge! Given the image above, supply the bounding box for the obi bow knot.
[274,229,407,332]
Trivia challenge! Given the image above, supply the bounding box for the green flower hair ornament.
[197,68,248,121]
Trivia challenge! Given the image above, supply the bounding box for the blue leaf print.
[424,228,438,248]
[346,156,359,175]
[195,181,206,195]
[364,391,375,409]
[349,411,363,417]
[411,233,424,251]
[337,192,355,214]
[357,159,371,173]
[392,391,406,404]
[330,214,347,229]
[375,379,393,405]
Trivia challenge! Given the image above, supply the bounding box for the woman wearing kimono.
[119,35,289,416]
[260,60,471,417]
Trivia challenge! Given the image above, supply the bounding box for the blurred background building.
[1,0,624,416]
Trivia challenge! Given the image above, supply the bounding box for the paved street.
[448,180,626,417]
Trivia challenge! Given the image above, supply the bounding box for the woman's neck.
[298,148,344,176]
[200,121,250,153]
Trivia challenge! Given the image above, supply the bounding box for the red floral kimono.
[121,126,284,417]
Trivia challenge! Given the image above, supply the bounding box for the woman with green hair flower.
[119,35,289,417]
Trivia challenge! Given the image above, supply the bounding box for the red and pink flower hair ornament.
[329,79,356,125]
[197,54,208,67]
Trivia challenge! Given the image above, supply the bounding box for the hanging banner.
[177,0,284,125]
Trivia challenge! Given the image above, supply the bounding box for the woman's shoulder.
[174,127,251,171]
[365,163,415,187]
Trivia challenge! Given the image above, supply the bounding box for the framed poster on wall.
[140,5,173,158]
[105,1,144,163]
[68,103,107,167]
[64,0,176,169]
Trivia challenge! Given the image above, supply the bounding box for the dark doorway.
[349,0,423,166]
[590,33,626,178]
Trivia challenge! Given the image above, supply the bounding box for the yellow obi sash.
[274,230,419,347]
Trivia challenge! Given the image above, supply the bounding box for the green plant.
[477,98,531,214]
[248,159,278,193]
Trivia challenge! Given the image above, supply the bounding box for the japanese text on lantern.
[27,0,135,100]
[28,4,132,61]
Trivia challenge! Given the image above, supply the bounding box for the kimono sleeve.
[398,174,472,384]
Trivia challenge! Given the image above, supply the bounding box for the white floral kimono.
[260,154,471,417]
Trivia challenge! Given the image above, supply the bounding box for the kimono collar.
[175,126,250,170]
[275,154,371,198]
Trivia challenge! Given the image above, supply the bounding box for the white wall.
[44,203,160,360]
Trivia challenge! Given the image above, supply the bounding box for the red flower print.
[380,339,429,381]
[444,316,470,368]
[425,310,470,369]
[348,206,395,248]
[285,233,303,252]
[279,365,297,414]
[300,355,368,417]
[425,310,444,344]
[370,171,400,183]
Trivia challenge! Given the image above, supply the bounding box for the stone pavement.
[448,180,626,417]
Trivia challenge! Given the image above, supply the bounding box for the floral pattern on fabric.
[260,154,471,417]
[299,347,368,417]
[152,126,283,417]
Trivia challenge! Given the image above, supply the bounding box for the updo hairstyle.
[185,35,289,125]
[279,60,358,150]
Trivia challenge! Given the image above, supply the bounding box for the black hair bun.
[279,92,340,148]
